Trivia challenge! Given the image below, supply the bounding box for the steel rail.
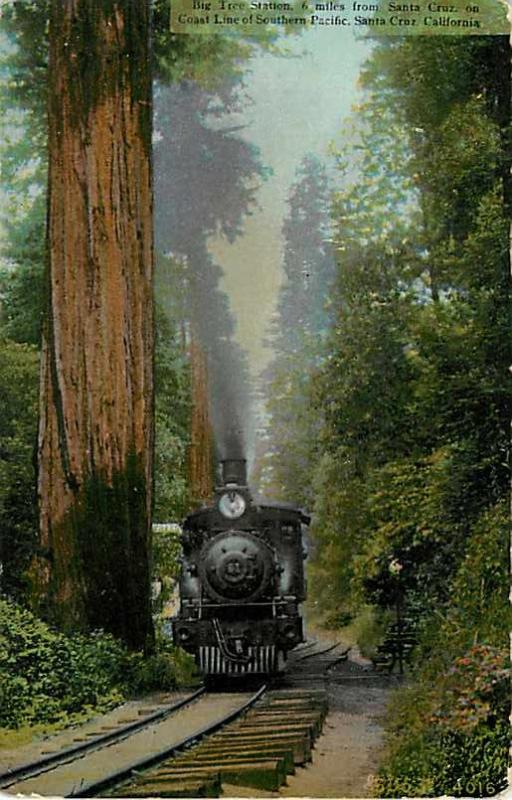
[0,686,205,790]
[69,683,267,798]
[325,649,353,671]
[294,641,349,663]
[293,638,318,653]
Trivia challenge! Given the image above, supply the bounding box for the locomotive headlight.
[218,491,246,519]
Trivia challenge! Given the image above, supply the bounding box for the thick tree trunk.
[188,337,213,503]
[31,1,154,650]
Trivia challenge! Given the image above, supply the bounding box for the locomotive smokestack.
[221,459,247,486]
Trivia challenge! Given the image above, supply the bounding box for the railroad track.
[107,641,348,797]
[283,639,351,684]
[0,639,349,798]
[109,686,328,797]
[0,688,205,792]
[0,687,263,798]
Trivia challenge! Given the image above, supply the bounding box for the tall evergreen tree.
[0,4,267,615]
[275,154,334,353]
[32,1,155,650]
[258,155,335,504]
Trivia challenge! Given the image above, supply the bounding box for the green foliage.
[337,605,391,659]
[443,501,510,649]
[0,338,39,599]
[0,598,130,728]
[152,526,182,585]
[375,716,509,797]
[151,524,183,617]
[308,33,510,625]
[0,5,47,346]
[153,0,277,88]
[151,299,192,609]
[374,500,509,796]
[260,35,510,799]
[351,442,494,611]
[0,598,195,731]
[154,303,191,524]
[127,632,197,695]
[434,645,509,732]
[258,347,320,506]
[308,451,369,615]
[375,663,509,799]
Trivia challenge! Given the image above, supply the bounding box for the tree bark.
[31,0,154,651]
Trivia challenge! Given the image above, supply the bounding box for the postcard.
[0,0,510,797]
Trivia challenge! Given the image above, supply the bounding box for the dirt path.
[224,647,399,798]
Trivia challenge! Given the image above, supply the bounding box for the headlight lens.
[218,491,246,519]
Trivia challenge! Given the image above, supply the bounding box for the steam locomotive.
[172,459,309,677]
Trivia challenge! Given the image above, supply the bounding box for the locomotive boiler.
[172,459,309,677]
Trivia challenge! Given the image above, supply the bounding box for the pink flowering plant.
[431,645,510,732]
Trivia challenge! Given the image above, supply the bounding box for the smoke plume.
[153,79,264,467]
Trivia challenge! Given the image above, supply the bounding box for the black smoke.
[153,79,265,462]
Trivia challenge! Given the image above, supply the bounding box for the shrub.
[0,600,128,727]
[375,718,509,797]
[0,599,195,730]
[374,502,510,797]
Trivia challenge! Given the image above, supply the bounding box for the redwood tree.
[32,1,154,650]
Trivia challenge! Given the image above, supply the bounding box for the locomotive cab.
[172,459,309,677]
